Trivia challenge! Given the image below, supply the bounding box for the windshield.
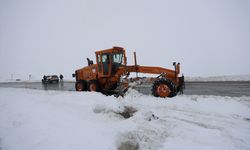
[112,53,123,64]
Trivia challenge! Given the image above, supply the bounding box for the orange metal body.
[74,46,182,92]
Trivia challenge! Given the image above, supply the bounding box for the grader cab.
[95,47,126,77]
[72,46,184,98]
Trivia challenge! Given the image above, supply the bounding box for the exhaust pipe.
[134,52,138,78]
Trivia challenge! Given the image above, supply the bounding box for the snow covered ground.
[0,88,250,150]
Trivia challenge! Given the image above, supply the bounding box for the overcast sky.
[0,0,250,80]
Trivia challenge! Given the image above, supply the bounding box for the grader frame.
[72,46,184,98]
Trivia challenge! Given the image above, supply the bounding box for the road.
[0,81,250,97]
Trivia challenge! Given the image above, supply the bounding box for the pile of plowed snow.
[0,88,250,150]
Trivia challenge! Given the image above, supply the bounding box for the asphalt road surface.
[0,81,250,97]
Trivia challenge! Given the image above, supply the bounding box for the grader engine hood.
[73,64,98,81]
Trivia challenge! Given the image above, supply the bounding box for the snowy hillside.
[186,75,250,82]
[0,88,250,150]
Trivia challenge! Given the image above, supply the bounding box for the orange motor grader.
[72,46,185,98]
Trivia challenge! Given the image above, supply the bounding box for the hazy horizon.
[1,0,250,80]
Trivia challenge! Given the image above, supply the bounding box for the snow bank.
[186,75,250,82]
[0,88,250,150]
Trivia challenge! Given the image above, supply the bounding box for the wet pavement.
[184,81,250,97]
[0,81,250,97]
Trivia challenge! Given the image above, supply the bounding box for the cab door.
[97,53,112,77]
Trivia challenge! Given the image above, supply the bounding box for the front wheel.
[88,80,100,92]
[152,78,177,98]
[75,81,86,91]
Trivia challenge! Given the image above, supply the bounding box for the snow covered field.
[0,88,250,150]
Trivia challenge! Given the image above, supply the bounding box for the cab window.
[112,53,123,64]
[97,54,102,72]
[102,53,110,75]
[98,54,101,63]
[102,54,109,63]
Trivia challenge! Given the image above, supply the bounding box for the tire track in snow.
[116,110,177,150]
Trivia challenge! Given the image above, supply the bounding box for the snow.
[0,88,250,150]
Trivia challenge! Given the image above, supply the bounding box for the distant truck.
[42,75,59,84]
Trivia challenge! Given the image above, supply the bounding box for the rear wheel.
[88,80,100,92]
[75,81,86,91]
[152,78,177,98]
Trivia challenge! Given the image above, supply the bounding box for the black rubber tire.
[152,78,177,98]
[75,81,87,91]
[88,80,100,92]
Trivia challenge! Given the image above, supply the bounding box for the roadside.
[0,81,250,97]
